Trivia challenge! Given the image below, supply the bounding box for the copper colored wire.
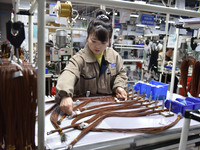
[78,95,138,112]
[72,91,137,102]
[73,95,115,101]
[0,59,37,149]
[190,61,200,97]
[45,100,56,103]
[71,97,146,125]
[48,102,156,134]
[48,102,158,134]
[50,106,68,142]
[50,106,61,130]
[47,93,180,149]
[58,95,139,125]
[197,64,200,97]
[45,104,57,116]
[180,59,196,96]
[69,115,107,148]
[69,107,171,148]
[91,114,181,134]
[72,101,156,125]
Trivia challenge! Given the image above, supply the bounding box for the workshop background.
[1,0,200,150]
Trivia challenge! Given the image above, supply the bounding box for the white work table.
[36,93,200,150]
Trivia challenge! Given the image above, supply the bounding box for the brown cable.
[71,97,146,125]
[68,107,171,148]
[47,93,180,149]
[91,113,181,134]
[191,61,200,97]
[180,59,196,97]
[0,58,37,149]
[50,106,66,142]
[48,102,158,135]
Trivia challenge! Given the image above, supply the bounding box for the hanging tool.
[6,20,25,63]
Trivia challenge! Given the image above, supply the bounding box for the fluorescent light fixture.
[134,1,146,4]
[136,24,147,27]
[130,14,139,18]
[155,25,160,29]
[166,20,175,24]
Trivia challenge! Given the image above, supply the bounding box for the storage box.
[134,81,152,98]
[134,80,169,100]
[149,80,169,100]
[140,82,152,98]
[165,99,193,115]
[185,97,200,110]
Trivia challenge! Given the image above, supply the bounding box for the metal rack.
[35,0,200,149]
[174,19,200,150]
[179,109,200,150]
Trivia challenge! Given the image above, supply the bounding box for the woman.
[55,10,128,115]
[158,48,179,93]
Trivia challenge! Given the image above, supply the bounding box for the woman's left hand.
[115,87,127,101]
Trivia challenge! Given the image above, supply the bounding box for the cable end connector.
[66,145,73,150]
[47,131,52,135]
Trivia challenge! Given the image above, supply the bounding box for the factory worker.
[55,9,128,115]
[158,48,179,93]
[158,47,173,68]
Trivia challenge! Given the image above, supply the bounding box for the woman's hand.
[115,87,127,101]
[60,97,73,115]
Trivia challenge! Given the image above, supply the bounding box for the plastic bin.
[134,82,153,98]
[165,99,193,115]
[185,97,200,110]
[134,82,142,92]
[134,80,169,100]
[140,83,152,98]
[149,80,169,100]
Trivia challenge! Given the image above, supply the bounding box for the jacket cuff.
[55,89,73,104]
[112,85,125,93]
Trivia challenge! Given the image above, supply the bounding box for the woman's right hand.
[60,97,73,115]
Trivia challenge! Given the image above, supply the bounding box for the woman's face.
[87,33,109,54]
[166,49,173,57]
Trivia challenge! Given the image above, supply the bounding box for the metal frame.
[37,0,45,149]
[34,0,200,149]
[28,0,38,63]
[179,110,200,150]
[70,0,200,18]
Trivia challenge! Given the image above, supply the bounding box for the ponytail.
[87,9,113,42]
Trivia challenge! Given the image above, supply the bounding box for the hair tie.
[96,25,103,29]
[97,14,109,21]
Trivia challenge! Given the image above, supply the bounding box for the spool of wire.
[53,1,72,19]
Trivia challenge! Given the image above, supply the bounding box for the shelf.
[115,47,144,49]
[123,59,143,62]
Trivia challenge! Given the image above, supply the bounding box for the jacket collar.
[104,47,113,63]
[83,43,113,63]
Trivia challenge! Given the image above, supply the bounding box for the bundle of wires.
[47,94,181,150]
[0,58,37,150]
[181,59,200,97]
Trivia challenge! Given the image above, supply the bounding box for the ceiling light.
[166,20,175,24]
[155,26,160,29]
[130,14,139,18]
[136,24,147,27]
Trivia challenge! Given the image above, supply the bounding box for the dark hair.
[87,9,113,42]
[166,48,174,52]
